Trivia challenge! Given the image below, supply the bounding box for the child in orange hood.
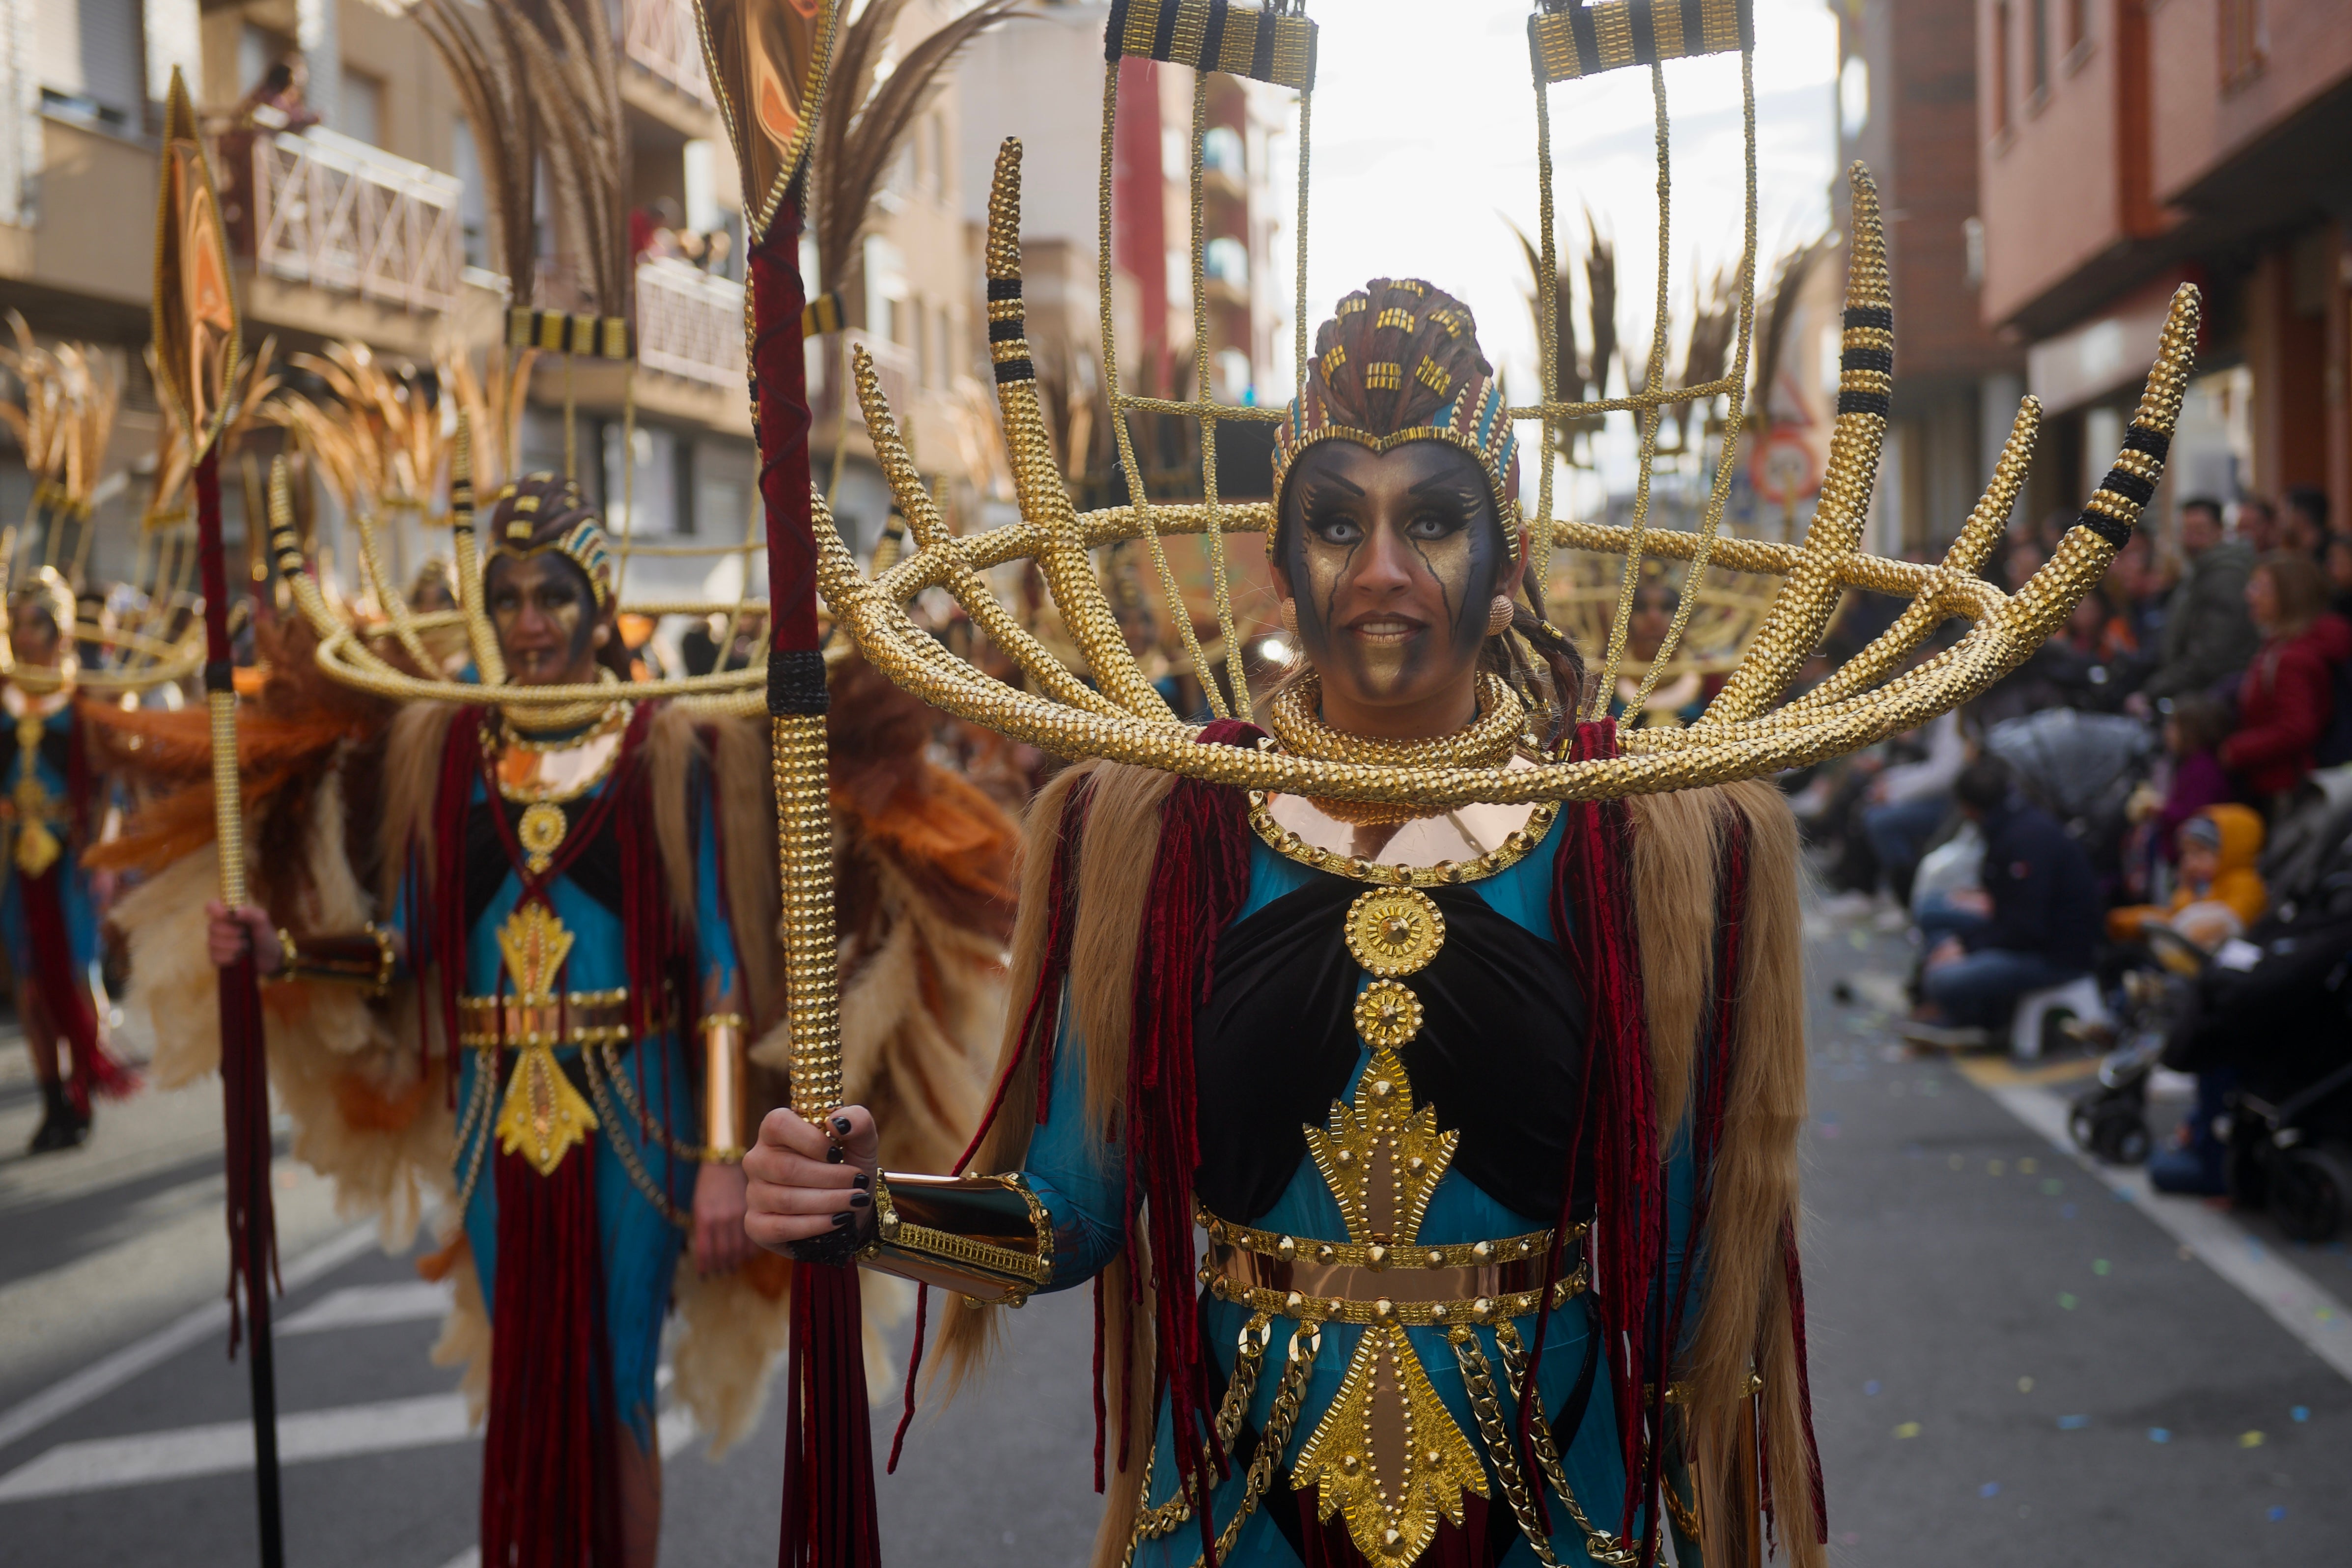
[2106,803,2267,949]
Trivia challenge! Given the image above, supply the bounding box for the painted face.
[485,552,603,685]
[1628,585,1676,662]
[1276,439,1508,711]
[8,602,59,668]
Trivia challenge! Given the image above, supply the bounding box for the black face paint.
[1277,440,1506,710]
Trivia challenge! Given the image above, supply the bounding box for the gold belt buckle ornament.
[489,902,599,1175]
[1344,887,1444,977]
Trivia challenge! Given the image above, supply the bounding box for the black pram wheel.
[2071,1092,2149,1165]
[2107,1116,2151,1165]
[2270,1146,2352,1244]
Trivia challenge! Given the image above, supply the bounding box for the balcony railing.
[623,0,717,108]
[242,127,464,314]
[635,257,744,386]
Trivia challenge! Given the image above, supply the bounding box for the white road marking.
[1982,1079,2352,1385]
[279,1280,453,1336]
[0,1224,379,1455]
[0,1393,472,1501]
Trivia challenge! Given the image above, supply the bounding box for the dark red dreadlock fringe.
[480,1145,622,1567]
[1776,1210,1826,1546]
[19,865,139,1112]
[1124,720,1261,1565]
[425,712,484,1077]
[1529,720,1667,1556]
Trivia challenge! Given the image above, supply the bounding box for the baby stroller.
[1985,707,2154,885]
[2068,924,2206,1167]
[2157,798,2352,1240]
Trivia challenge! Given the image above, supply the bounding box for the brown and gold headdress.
[1270,279,1522,552]
[485,473,616,612]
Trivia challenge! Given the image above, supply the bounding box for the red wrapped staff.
[689,4,868,1564]
[152,68,284,1568]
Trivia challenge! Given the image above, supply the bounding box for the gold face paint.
[1277,440,1506,720]
[485,554,603,686]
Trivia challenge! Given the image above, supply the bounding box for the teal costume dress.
[1022,813,1700,1567]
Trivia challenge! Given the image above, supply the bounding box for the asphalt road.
[1,902,2347,1567]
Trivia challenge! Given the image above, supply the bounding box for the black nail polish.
[825,1146,845,1164]
[852,1173,870,1189]
[833,1116,853,1135]
[832,1211,854,1227]
[849,1192,869,1208]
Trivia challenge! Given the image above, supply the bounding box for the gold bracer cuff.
[269,923,397,996]
[699,1012,751,1163]
[864,1172,1054,1306]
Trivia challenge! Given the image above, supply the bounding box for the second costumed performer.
[747,281,1821,1568]
[144,470,1016,1568]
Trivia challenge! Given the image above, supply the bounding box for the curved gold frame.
[820,145,2198,808]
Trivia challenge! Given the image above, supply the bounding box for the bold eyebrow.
[1306,470,1364,498]
[1407,470,1484,500]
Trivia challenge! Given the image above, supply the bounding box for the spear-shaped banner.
[154,67,283,1568]
[688,3,862,1564]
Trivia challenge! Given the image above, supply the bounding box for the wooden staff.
[154,68,283,1568]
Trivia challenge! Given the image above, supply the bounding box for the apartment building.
[0,0,771,609]
[1835,0,2029,558]
[1975,0,2352,535]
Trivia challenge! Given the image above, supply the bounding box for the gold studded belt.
[458,988,659,1050]
[1200,1211,1585,1328]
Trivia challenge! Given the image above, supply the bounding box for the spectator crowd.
[1790,484,2352,1203]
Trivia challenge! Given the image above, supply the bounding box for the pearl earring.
[1486,594,1515,637]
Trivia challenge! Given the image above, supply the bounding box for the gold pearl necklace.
[1267,670,1527,826]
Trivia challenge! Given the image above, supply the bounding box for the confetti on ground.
[2291,1406,2310,1422]
[1864,1380,1881,1396]
[1894,1423,1921,1439]
[2058,1293,2079,1310]
[1988,1159,2007,1176]
[2148,1428,2171,1443]
[2061,1203,2078,1218]
[2042,1179,2065,1195]
[2016,1376,2034,1393]
[1949,1154,1965,1171]
[1848,930,1869,950]
[2017,1157,2037,1174]
[2240,1431,2265,1448]
[2057,1415,2090,1430]
[1978,1483,2000,1498]
[2268,1506,2288,1522]
[2092,1259,2112,1276]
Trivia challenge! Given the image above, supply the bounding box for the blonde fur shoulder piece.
[1629,780,1822,1568]
[113,757,451,1251]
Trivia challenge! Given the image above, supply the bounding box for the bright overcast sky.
[1273,0,1842,429]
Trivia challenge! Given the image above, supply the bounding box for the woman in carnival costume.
[101,471,1016,1567]
[5,566,139,1152]
[748,282,1823,1568]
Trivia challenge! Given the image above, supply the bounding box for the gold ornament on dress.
[489,902,599,1176]
[1344,888,1447,978]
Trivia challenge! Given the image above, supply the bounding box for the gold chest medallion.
[9,708,62,878]
[489,901,600,1175]
[1289,886,1488,1562]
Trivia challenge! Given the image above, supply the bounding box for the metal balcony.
[238,127,464,315]
[623,0,717,108]
[635,257,745,386]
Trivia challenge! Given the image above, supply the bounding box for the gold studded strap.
[1200,1226,1585,1330]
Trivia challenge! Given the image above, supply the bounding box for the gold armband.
[699,1012,751,1163]
[865,1172,1054,1306]
[269,923,397,997]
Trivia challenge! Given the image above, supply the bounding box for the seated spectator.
[2107,804,2266,948]
[2235,494,2280,556]
[1904,757,2101,1049]
[1859,709,1964,908]
[2136,497,2258,710]
[2138,693,2236,866]
[2219,552,2352,813]
[2282,485,2330,557]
